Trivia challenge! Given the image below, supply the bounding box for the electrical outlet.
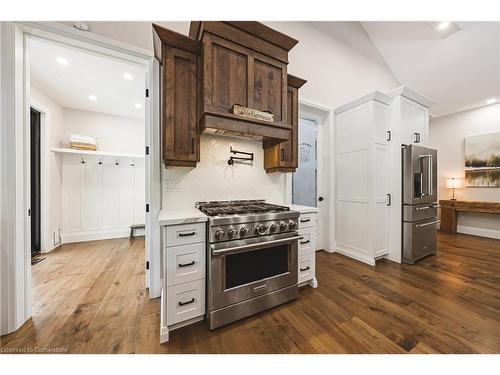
[53,228,62,246]
[165,182,181,192]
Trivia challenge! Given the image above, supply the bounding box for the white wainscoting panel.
[62,153,145,243]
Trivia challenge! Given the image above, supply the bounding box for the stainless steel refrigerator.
[402,145,439,264]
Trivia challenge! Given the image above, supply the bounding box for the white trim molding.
[1,22,32,336]
[457,225,500,240]
[295,97,335,253]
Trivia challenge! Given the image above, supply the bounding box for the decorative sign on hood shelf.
[231,104,274,122]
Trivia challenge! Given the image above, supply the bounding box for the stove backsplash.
[162,134,287,209]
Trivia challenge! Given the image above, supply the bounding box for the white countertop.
[286,204,319,214]
[158,208,208,226]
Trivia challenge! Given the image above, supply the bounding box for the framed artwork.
[464,131,500,187]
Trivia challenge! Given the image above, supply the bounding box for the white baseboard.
[62,227,142,244]
[457,225,500,240]
[160,288,169,343]
[334,245,376,266]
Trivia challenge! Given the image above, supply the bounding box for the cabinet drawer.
[298,229,315,255]
[166,222,206,247]
[298,253,315,285]
[166,279,205,326]
[298,213,316,229]
[166,242,206,287]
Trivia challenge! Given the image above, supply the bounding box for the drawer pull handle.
[253,284,267,292]
[300,266,310,272]
[300,240,310,244]
[178,298,195,306]
[416,220,440,228]
[178,261,195,268]
[300,218,310,223]
[178,231,196,237]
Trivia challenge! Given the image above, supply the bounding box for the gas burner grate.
[197,200,290,217]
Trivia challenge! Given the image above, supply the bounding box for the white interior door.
[292,117,325,250]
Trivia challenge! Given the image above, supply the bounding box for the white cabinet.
[334,87,435,265]
[334,92,392,266]
[61,153,145,243]
[296,210,318,288]
[160,221,207,343]
[387,86,433,147]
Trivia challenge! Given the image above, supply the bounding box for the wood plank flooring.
[1,232,499,353]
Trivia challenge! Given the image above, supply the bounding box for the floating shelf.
[50,147,144,159]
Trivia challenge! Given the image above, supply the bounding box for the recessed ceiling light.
[134,103,142,109]
[486,98,497,104]
[56,57,69,65]
[123,73,134,81]
[88,95,97,101]
[437,21,451,31]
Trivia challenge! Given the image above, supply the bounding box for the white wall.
[429,103,500,238]
[30,85,65,252]
[63,108,144,154]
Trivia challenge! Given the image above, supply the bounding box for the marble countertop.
[286,204,319,214]
[158,208,208,226]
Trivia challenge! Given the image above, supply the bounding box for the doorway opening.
[26,35,149,342]
[30,107,42,258]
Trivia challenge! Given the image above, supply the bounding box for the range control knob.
[240,226,249,236]
[215,229,225,240]
[279,221,287,231]
[288,220,296,230]
[269,223,277,233]
[255,224,268,235]
[227,226,237,239]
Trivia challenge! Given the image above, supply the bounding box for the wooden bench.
[130,224,145,238]
[439,200,500,234]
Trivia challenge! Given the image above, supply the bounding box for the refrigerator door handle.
[419,154,433,196]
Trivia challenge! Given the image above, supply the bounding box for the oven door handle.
[211,236,302,256]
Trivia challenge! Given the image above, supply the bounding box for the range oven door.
[208,232,299,311]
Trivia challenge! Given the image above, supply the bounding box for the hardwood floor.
[1,232,499,353]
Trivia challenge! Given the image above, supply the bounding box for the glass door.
[292,118,318,207]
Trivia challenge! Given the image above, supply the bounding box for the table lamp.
[446,178,462,200]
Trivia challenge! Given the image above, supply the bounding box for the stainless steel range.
[196,200,300,330]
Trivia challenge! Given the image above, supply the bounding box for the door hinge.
[146,204,150,213]
[145,89,149,98]
[145,261,150,270]
[28,209,31,216]
[145,146,149,155]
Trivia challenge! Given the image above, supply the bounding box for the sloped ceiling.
[362,22,500,116]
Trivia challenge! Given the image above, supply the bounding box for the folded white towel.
[68,132,98,146]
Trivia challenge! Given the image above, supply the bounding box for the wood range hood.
[191,21,299,145]
[153,22,306,168]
